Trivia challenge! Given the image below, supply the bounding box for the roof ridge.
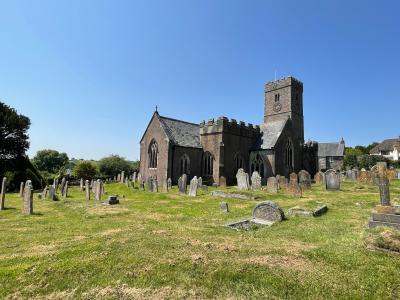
[159,115,199,127]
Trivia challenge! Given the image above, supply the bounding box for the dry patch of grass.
[365,228,400,253]
[86,206,129,216]
[242,255,312,272]
[100,228,123,237]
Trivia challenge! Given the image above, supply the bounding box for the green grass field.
[1,180,400,299]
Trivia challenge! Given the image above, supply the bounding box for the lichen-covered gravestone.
[178,174,187,193]
[121,171,125,183]
[19,181,24,197]
[198,177,202,187]
[167,178,172,190]
[287,173,302,198]
[252,202,285,223]
[236,168,249,190]
[60,178,66,195]
[278,176,288,189]
[22,180,33,215]
[48,186,56,201]
[85,180,90,201]
[64,181,69,198]
[251,171,262,190]
[378,177,390,206]
[1,177,6,210]
[266,177,278,193]
[325,169,340,191]
[314,171,324,184]
[358,170,371,183]
[148,177,154,192]
[219,176,226,188]
[80,178,84,192]
[298,170,311,190]
[220,202,229,212]
[188,176,198,197]
[95,179,102,201]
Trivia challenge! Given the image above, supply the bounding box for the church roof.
[159,115,202,148]
[317,142,345,157]
[256,119,288,149]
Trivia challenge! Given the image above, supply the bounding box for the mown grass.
[1,180,400,299]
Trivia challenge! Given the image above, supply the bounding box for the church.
[139,76,344,185]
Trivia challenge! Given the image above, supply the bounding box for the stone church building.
[139,76,344,185]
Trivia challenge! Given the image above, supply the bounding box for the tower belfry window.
[275,94,280,102]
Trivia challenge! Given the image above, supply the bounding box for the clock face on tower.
[273,102,282,113]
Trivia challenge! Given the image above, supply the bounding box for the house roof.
[318,142,345,157]
[255,118,288,149]
[158,115,202,148]
[370,138,400,154]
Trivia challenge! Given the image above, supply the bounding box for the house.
[370,138,400,161]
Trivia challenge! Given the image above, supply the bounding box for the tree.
[98,155,133,177]
[365,142,379,154]
[73,161,97,179]
[0,102,31,159]
[32,149,69,174]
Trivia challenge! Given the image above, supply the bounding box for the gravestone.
[220,202,229,212]
[325,169,340,191]
[378,177,390,206]
[298,170,311,190]
[80,178,84,192]
[359,170,371,183]
[85,180,90,201]
[105,195,119,205]
[252,202,285,222]
[121,171,125,183]
[42,187,48,199]
[133,172,137,183]
[167,178,172,190]
[53,178,58,192]
[266,177,278,193]
[314,171,325,184]
[60,178,66,195]
[19,182,25,197]
[162,178,168,192]
[219,176,227,188]
[154,179,159,192]
[345,170,357,182]
[22,180,33,215]
[188,176,199,197]
[236,169,249,190]
[178,174,187,193]
[287,173,302,198]
[251,171,262,190]
[125,178,129,187]
[0,177,6,210]
[148,177,154,192]
[140,179,145,191]
[48,186,55,201]
[95,179,102,201]
[137,173,142,183]
[64,181,69,198]
[117,174,121,182]
[278,176,288,189]
[198,177,202,187]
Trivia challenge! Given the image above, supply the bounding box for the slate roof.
[317,142,345,157]
[159,115,202,148]
[370,138,400,154]
[255,119,288,149]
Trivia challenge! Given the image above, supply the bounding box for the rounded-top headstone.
[252,201,285,222]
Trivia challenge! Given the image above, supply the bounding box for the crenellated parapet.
[265,76,303,92]
[199,116,260,138]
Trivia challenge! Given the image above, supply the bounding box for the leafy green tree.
[365,142,379,154]
[345,147,363,156]
[73,161,98,179]
[0,101,31,159]
[343,155,358,169]
[98,155,133,177]
[32,149,69,174]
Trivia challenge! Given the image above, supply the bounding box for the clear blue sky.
[1,0,399,161]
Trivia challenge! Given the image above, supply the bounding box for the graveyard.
[1,176,400,299]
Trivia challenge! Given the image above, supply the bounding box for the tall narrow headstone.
[117,173,121,182]
[133,172,137,183]
[64,181,69,198]
[287,173,302,198]
[80,178,84,192]
[198,177,203,187]
[48,186,55,200]
[85,180,90,201]
[60,178,66,195]
[137,173,142,183]
[19,181,25,197]
[95,179,102,201]
[154,179,158,192]
[251,171,262,190]
[121,171,125,183]
[140,179,145,191]
[236,169,250,190]
[1,177,6,210]
[378,177,390,206]
[42,187,48,199]
[167,178,172,190]
[188,176,199,197]
[162,178,168,192]
[22,180,33,215]
[148,177,154,192]
[178,174,187,193]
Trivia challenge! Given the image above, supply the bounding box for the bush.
[98,155,134,177]
[73,161,98,179]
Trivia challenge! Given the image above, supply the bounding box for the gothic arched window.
[180,154,190,175]
[285,139,294,170]
[148,140,158,168]
[234,153,244,176]
[203,152,213,176]
[250,154,264,178]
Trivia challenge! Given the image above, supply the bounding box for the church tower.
[264,76,304,143]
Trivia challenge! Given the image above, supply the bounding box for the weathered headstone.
[378,177,390,206]
[314,171,325,184]
[22,180,33,215]
[154,179,159,192]
[148,177,154,192]
[188,176,199,197]
[125,177,129,187]
[48,186,55,200]
[140,179,145,191]
[117,173,121,182]
[178,174,187,193]
[266,177,278,193]
[359,170,371,183]
[198,177,202,187]
[287,173,302,198]
[85,180,90,201]
[64,181,69,197]
[133,172,137,183]
[325,169,340,191]
[19,182,25,197]
[95,179,102,201]
[137,173,142,183]
[166,178,172,191]
[105,195,119,205]
[251,171,262,190]
[219,176,226,188]
[345,170,357,182]
[80,178,84,192]
[1,177,6,210]
[220,202,229,212]
[236,168,249,190]
[252,201,285,222]
[278,176,288,189]
[298,170,311,190]
[121,171,125,183]
[42,187,48,199]
[162,178,168,192]
[60,178,66,195]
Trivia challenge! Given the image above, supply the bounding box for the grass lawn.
[1,180,400,299]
